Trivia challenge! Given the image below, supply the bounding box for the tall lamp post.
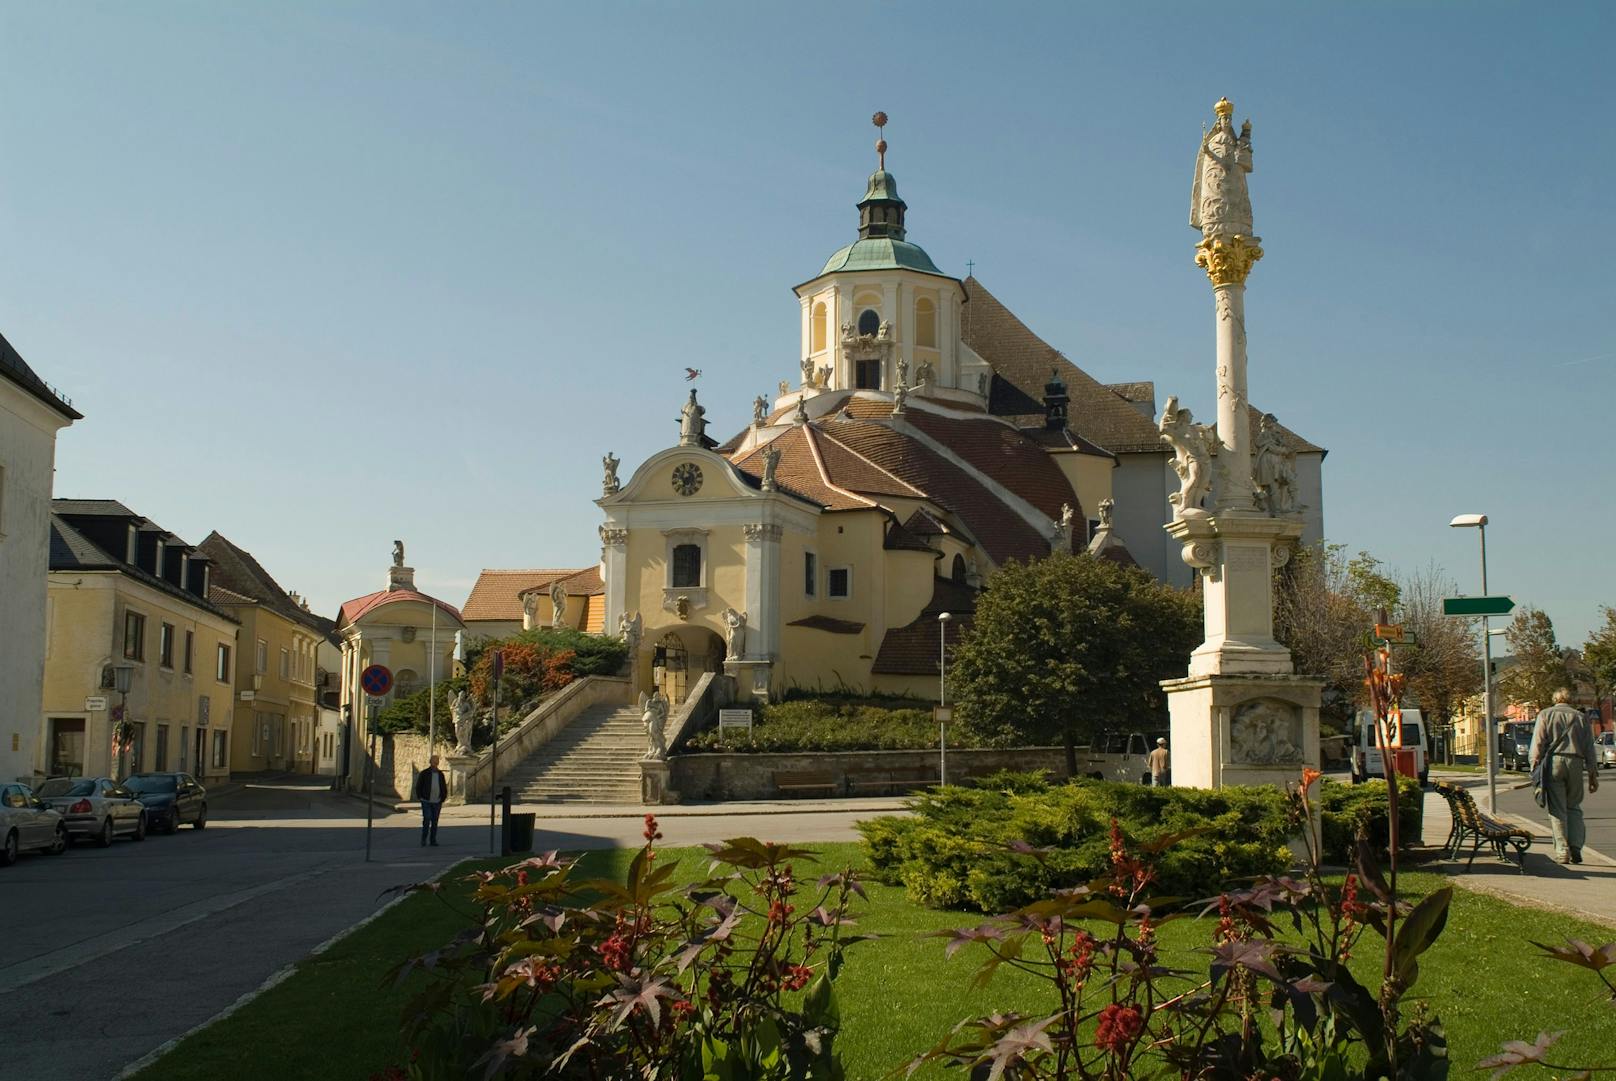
[112,665,134,780]
[938,612,952,786]
[1449,513,1496,813]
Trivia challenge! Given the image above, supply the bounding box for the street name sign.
[360,664,394,697]
[1374,623,1404,643]
[83,696,108,712]
[1442,596,1515,617]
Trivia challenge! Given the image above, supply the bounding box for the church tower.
[789,115,984,405]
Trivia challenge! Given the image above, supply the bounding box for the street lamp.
[1449,513,1497,813]
[938,612,952,786]
[112,665,134,780]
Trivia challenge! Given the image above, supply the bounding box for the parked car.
[1351,709,1429,786]
[1597,731,1615,770]
[123,772,208,832]
[1,783,69,865]
[1497,722,1534,772]
[35,776,147,846]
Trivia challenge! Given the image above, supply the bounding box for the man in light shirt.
[1148,738,1170,787]
[1529,688,1600,864]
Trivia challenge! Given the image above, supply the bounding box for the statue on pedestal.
[721,607,748,659]
[602,451,621,495]
[777,379,790,398]
[896,356,909,387]
[618,610,643,651]
[1253,414,1297,516]
[392,540,405,568]
[448,689,477,756]
[520,590,539,629]
[678,389,707,446]
[761,443,781,492]
[1191,98,1255,240]
[801,357,817,386]
[1158,396,1220,519]
[639,690,669,761]
[550,580,568,628]
[1098,497,1115,529]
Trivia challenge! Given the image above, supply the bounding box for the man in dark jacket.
[1530,688,1600,864]
[415,755,448,847]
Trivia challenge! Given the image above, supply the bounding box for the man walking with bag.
[1529,688,1599,864]
[415,754,448,847]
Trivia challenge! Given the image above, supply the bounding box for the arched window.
[811,301,827,353]
[915,298,937,348]
[671,543,702,588]
[951,554,967,583]
[857,308,880,337]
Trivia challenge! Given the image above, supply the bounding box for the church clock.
[671,462,703,496]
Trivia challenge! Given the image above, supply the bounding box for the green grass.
[133,844,1616,1081]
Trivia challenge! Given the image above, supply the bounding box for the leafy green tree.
[1497,606,1565,713]
[1274,544,1392,731]
[1394,563,1481,727]
[950,552,1201,773]
[1580,606,1616,715]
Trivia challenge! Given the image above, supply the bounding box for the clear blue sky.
[4,3,1611,642]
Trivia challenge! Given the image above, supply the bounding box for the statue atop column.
[1192,98,1262,287]
[678,388,707,446]
[550,580,568,628]
[602,451,621,495]
[1158,395,1220,519]
[1253,414,1298,516]
[639,690,669,761]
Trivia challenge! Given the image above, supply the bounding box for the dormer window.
[857,309,880,337]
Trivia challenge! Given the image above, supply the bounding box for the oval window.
[857,309,880,337]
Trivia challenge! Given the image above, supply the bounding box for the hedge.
[685,695,983,753]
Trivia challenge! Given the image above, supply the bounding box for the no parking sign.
[360,664,393,697]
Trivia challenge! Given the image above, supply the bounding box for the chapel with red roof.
[597,118,1324,702]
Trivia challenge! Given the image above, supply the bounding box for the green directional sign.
[1443,595,1516,617]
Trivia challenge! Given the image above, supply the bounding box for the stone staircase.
[501,701,645,803]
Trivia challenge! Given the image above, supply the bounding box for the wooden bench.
[773,770,840,798]
[1436,781,1533,872]
[846,769,933,796]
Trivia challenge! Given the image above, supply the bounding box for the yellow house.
[461,566,603,642]
[197,531,330,775]
[44,501,238,783]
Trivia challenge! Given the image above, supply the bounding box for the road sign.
[1374,623,1404,643]
[934,705,954,724]
[1443,595,1516,617]
[84,696,108,711]
[360,664,393,697]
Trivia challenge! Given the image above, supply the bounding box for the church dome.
[819,236,945,277]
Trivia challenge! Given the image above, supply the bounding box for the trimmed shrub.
[1318,774,1422,857]
[685,694,984,753]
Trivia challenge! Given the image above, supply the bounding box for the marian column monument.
[1160,98,1322,789]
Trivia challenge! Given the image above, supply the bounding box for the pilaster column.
[742,523,784,658]
[800,295,812,364]
[600,525,629,634]
[832,282,850,386]
[882,280,901,390]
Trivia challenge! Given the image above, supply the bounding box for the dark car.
[123,772,208,833]
[1498,723,1534,772]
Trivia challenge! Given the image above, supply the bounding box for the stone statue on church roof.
[761,443,781,492]
[392,539,405,568]
[678,388,707,446]
[1098,496,1115,529]
[753,395,768,426]
[550,580,568,628]
[801,356,816,386]
[602,451,621,495]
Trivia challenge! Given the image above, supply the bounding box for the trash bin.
[507,812,536,854]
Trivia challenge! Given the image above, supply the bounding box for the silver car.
[35,776,148,846]
[1,783,69,865]
[1597,731,1615,770]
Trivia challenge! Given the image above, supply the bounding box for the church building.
[598,118,1323,704]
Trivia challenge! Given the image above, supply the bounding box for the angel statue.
[801,356,817,386]
[639,690,669,761]
[720,607,748,659]
[449,689,477,756]
[618,610,643,652]
[520,590,540,629]
[602,452,621,495]
[546,580,568,628]
[1158,395,1219,519]
[777,379,790,398]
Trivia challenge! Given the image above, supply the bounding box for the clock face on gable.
[671,462,703,497]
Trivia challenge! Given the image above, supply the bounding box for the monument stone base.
[446,754,477,805]
[723,658,773,705]
[640,758,676,805]
[1162,673,1323,789]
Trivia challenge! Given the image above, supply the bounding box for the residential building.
[196,532,330,775]
[0,330,79,782]
[45,501,237,782]
[313,634,343,777]
[461,566,604,641]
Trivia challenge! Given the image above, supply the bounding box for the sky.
[4,3,1612,642]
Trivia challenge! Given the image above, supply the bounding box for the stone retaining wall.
[668,747,1072,802]
[377,731,456,799]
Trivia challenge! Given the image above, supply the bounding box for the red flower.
[643,813,661,843]
[599,932,632,972]
[1095,1003,1145,1054]
[782,964,813,991]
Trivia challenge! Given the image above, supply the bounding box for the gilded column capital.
[598,526,629,547]
[1195,234,1263,287]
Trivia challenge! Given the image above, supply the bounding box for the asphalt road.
[1444,763,1616,858]
[0,775,879,1081]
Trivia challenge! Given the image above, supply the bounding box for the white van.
[1350,709,1428,786]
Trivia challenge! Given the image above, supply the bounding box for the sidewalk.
[347,790,913,820]
[1421,770,1616,929]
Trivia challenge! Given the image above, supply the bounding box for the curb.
[113,856,474,1081]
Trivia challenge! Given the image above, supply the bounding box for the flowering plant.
[380,816,868,1079]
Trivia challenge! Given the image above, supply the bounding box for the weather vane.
[873,111,888,170]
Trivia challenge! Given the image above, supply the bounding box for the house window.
[155,724,169,771]
[183,630,194,674]
[159,623,175,668]
[915,297,937,348]
[671,543,702,588]
[811,301,827,353]
[212,731,228,769]
[280,649,290,680]
[857,308,880,336]
[855,358,882,390]
[216,644,231,682]
[49,718,85,777]
[256,639,268,674]
[951,554,967,583]
[123,611,146,661]
[805,552,817,597]
[828,566,851,600]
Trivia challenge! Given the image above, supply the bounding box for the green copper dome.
[863,169,901,203]
[819,237,945,276]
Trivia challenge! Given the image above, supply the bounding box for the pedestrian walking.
[415,754,447,847]
[1529,688,1600,864]
[1148,737,1170,787]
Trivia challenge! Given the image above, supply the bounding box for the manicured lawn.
[133,843,1615,1080]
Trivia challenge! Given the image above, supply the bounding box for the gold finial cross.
[872,111,888,170]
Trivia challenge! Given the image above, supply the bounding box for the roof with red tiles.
[462,568,589,623]
[731,425,877,511]
[337,588,464,629]
[903,409,1079,522]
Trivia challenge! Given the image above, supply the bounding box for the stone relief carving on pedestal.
[449,689,476,756]
[601,452,621,495]
[720,607,748,659]
[760,444,781,492]
[1158,395,1221,519]
[550,581,568,628]
[1229,697,1304,765]
[639,690,669,761]
[1253,414,1298,516]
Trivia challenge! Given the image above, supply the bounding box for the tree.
[1394,563,1482,726]
[950,552,1201,773]
[1580,606,1616,716]
[1274,545,1397,731]
[1497,606,1564,713]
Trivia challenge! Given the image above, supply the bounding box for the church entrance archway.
[649,627,726,703]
